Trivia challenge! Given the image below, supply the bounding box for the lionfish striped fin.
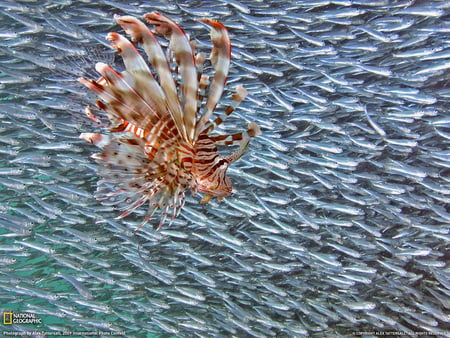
[78,53,170,142]
[195,52,206,82]
[105,33,168,118]
[144,12,198,144]
[195,52,207,113]
[106,33,151,75]
[211,122,261,147]
[143,115,180,161]
[166,49,180,94]
[78,77,117,105]
[224,123,261,164]
[79,78,131,128]
[94,62,153,109]
[195,19,231,138]
[202,85,248,134]
[197,74,209,114]
[89,62,167,140]
[113,14,188,143]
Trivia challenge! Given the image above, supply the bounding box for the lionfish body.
[79,13,260,229]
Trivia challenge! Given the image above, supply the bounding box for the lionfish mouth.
[78,12,261,229]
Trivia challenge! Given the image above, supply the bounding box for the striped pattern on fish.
[78,12,261,229]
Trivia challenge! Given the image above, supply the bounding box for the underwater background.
[0,0,449,336]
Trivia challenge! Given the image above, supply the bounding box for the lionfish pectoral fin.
[135,207,159,232]
[116,194,149,221]
[135,220,148,232]
[200,194,213,204]
[91,153,104,161]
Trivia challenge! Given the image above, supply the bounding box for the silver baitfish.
[0,0,449,337]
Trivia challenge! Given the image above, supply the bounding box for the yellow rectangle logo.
[3,312,13,325]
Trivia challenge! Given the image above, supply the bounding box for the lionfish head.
[196,166,232,198]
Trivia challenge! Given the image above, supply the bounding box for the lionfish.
[78,12,261,229]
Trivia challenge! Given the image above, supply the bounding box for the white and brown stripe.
[195,19,231,139]
[78,12,261,229]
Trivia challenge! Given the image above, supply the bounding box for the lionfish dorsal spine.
[202,85,248,135]
[114,14,188,142]
[93,62,161,129]
[195,19,231,138]
[103,32,168,125]
[144,12,198,144]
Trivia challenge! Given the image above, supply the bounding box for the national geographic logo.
[3,312,12,325]
[3,312,42,325]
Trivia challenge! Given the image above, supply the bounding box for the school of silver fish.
[0,0,449,337]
